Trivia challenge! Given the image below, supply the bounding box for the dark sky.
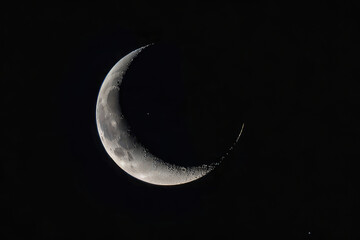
[2,2,359,239]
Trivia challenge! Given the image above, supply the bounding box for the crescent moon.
[96,45,243,186]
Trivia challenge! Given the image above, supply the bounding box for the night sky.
[2,2,359,239]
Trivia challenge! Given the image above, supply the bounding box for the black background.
[2,1,359,239]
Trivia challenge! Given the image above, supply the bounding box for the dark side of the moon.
[119,44,246,168]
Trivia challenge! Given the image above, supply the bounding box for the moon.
[96,45,243,186]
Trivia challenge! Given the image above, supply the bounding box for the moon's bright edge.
[96,45,217,186]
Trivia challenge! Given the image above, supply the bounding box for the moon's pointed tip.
[141,43,155,49]
[133,43,154,55]
[235,122,245,143]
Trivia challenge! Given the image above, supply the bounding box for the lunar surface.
[96,45,243,186]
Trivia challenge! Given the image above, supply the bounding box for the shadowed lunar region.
[96,45,244,185]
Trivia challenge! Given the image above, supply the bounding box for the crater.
[114,147,125,157]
